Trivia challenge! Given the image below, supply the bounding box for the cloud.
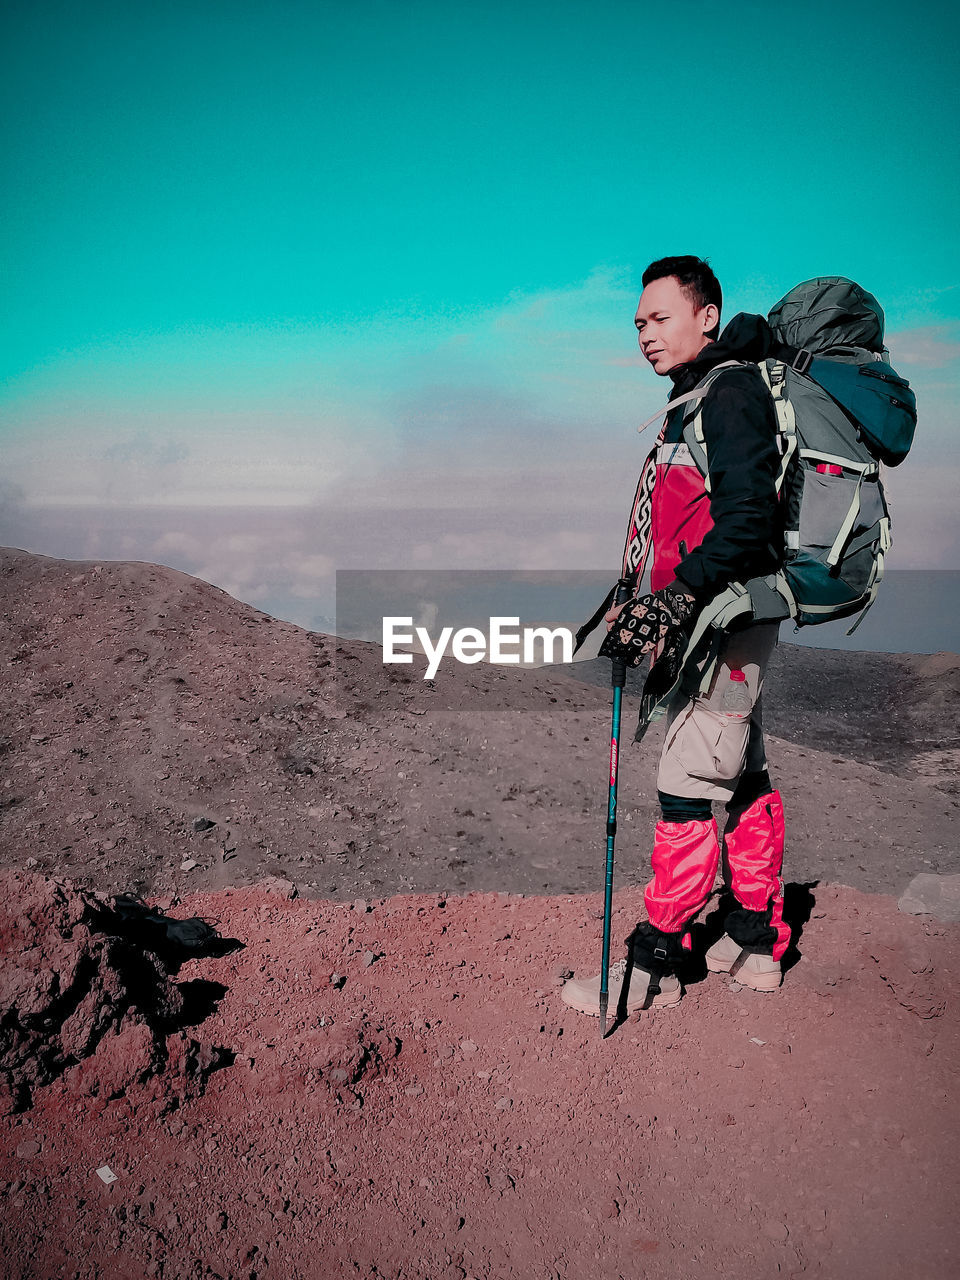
[149,527,334,609]
[0,267,656,515]
[100,433,191,501]
[153,530,204,558]
[888,324,960,369]
[0,479,26,511]
[603,355,646,368]
[882,463,960,568]
[5,269,959,588]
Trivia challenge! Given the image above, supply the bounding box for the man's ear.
[699,304,720,336]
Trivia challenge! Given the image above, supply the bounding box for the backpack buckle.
[792,348,813,374]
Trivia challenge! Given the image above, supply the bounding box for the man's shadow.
[607,881,817,1035]
[687,879,817,984]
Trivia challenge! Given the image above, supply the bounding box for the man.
[562,255,790,1017]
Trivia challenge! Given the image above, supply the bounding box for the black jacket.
[663,314,782,602]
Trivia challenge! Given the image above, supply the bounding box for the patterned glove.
[597,586,697,667]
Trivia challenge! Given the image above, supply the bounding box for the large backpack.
[678,276,916,634]
[623,277,917,736]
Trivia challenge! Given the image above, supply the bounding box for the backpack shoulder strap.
[677,360,751,492]
[757,359,799,495]
[635,360,747,438]
[679,358,798,498]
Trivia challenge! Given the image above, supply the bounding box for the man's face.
[634,275,718,374]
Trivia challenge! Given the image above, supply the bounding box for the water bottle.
[720,668,752,718]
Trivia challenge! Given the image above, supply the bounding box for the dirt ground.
[2,549,959,1279]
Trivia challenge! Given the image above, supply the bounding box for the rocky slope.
[2,549,958,904]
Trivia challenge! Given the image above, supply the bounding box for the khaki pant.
[657,622,780,802]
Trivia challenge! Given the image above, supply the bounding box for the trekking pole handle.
[609,577,635,690]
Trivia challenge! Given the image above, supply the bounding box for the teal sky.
[1,0,958,626]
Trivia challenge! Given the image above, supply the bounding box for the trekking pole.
[599,577,635,1038]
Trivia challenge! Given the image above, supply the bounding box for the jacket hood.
[669,313,772,395]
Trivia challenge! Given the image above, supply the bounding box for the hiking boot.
[560,957,682,1017]
[706,933,781,992]
[705,933,743,973]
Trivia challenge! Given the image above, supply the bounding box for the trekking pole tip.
[599,995,608,1039]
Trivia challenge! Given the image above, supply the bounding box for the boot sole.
[732,971,781,993]
[729,951,781,992]
[560,985,683,1016]
[707,949,781,991]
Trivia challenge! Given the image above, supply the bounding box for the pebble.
[16,1140,40,1159]
[495,1097,513,1111]
[405,1084,424,1097]
[459,1040,477,1056]
[361,950,377,967]
[192,817,216,832]
[353,899,369,913]
[180,859,198,872]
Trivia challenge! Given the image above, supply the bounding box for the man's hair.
[641,255,722,340]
